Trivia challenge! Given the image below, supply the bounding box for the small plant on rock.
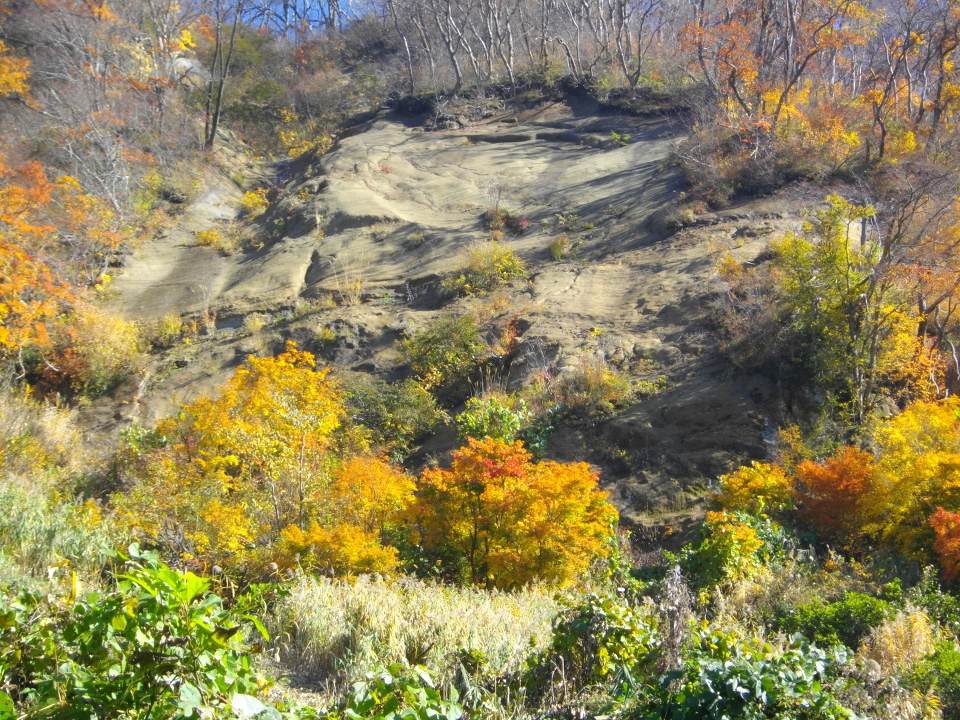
[240,188,269,218]
[549,234,570,261]
[484,208,530,235]
[442,243,527,297]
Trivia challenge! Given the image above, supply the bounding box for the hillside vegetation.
[5,0,960,717]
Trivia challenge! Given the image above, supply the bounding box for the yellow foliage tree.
[329,456,416,535]
[0,40,29,99]
[279,522,399,575]
[861,396,960,560]
[406,437,618,589]
[117,342,348,567]
[276,456,415,575]
[698,510,765,585]
[717,461,795,515]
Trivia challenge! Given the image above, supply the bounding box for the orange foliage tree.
[0,156,72,366]
[796,446,875,543]
[930,507,960,584]
[406,437,618,589]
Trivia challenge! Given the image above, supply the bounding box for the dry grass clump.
[145,313,185,349]
[242,313,269,334]
[67,304,145,396]
[0,388,86,476]
[859,608,935,677]
[274,574,558,686]
[0,389,117,590]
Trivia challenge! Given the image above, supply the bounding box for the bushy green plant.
[529,589,659,699]
[909,566,960,634]
[454,393,529,443]
[339,665,463,720]
[777,591,895,649]
[642,630,852,719]
[682,511,792,591]
[908,641,960,717]
[401,316,486,398]
[343,376,444,458]
[0,544,280,719]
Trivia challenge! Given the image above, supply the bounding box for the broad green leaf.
[0,690,15,720]
[178,682,204,717]
[232,693,268,718]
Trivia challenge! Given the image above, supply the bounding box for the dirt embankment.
[103,100,804,532]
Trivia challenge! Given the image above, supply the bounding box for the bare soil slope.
[104,100,803,531]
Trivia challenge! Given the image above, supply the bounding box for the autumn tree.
[406,437,617,589]
[860,395,960,560]
[678,0,865,128]
[720,195,940,427]
[278,456,415,574]
[116,343,421,574]
[929,507,960,584]
[0,156,74,372]
[795,446,874,542]
[716,461,795,515]
[117,342,347,566]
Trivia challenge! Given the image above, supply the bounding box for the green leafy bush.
[908,642,960,717]
[642,630,852,719]
[909,566,960,634]
[339,665,463,720]
[402,316,486,398]
[454,393,529,443]
[0,544,279,719]
[777,591,895,649]
[682,511,792,591]
[343,375,444,458]
[528,589,659,699]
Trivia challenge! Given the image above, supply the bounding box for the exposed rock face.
[170,55,212,88]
